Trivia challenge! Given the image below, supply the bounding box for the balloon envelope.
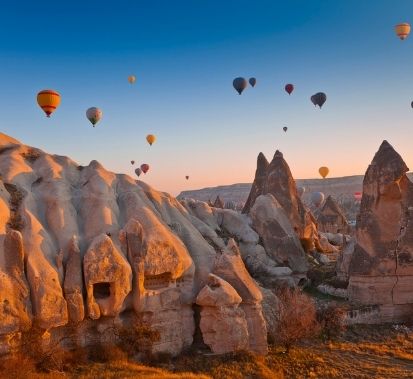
[354,192,362,201]
[185,175,189,180]
[131,160,135,165]
[249,77,256,87]
[146,134,156,146]
[311,92,327,108]
[319,166,329,178]
[140,164,149,174]
[311,192,325,207]
[283,126,288,132]
[285,84,294,95]
[128,75,136,84]
[135,168,142,177]
[395,23,411,40]
[37,89,61,117]
[233,77,248,95]
[86,107,102,127]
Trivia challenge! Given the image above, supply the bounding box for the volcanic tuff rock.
[348,140,413,322]
[243,150,323,253]
[317,195,351,234]
[0,132,275,357]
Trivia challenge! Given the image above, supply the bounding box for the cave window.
[93,282,111,299]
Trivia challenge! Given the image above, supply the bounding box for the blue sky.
[0,1,412,194]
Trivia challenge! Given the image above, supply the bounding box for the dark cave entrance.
[93,282,111,299]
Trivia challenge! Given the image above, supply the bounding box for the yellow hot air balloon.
[395,23,411,40]
[146,134,156,146]
[37,89,61,117]
[319,166,329,179]
[128,75,136,84]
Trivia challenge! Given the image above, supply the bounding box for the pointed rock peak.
[273,150,283,159]
[256,152,269,174]
[257,152,269,165]
[322,195,344,216]
[213,196,224,208]
[372,140,409,173]
[225,238,240,256]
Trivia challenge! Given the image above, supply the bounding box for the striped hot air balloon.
[37,89,61,117]
[395,23,411,40]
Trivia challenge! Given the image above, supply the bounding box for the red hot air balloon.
[285,84,294,95]
[140,164,149,174]
[354,192,362,202]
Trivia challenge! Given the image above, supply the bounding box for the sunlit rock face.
[348,141,413,322]
[0,132,268,356]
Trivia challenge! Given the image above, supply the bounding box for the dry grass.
[0,325,412,378]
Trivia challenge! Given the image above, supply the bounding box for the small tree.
[274,288,320,353]
[317,303,347,340]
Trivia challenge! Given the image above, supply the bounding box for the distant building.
[317,195,350,234]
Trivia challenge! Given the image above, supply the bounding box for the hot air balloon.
[37,90,61,117]
[311,192,325,207]
[297,186,305,197]
[411,101,413,108]
[319,166,329,179]
[395,23,411,40]
[185,175,189,180]
[283,126,288,132]
[233,77,248,95]
[354,192,362,202]
[86,107,102,127]
[146,134,156,146]
[140,164,149,174]
[249,78,256,87]
[131,160,135,165]
[285,84,294,95]
[311,92,327,108]
[135,168,142,177]
[128,75,136,84]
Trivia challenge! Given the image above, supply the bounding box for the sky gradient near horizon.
[0,1,412,195]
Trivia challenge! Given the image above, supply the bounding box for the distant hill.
[178,173,413,207]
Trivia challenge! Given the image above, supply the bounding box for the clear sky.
[0,1,412,195]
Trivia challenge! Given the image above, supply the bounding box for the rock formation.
[243,150,323,253]
[213,195,224,209]
[348,140,413,322]
[317,195,350,234]
[0,132,273,356]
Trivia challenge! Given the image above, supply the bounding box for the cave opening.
[93,282,111,299]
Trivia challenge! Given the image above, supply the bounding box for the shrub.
[21,148,41,163]
[317,303,347,340]
[273,288,321,352]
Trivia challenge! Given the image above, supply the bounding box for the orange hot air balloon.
[37,89,61,117]
[319,166,329,179]
[395,23,411,40]
[146,134,156,146]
